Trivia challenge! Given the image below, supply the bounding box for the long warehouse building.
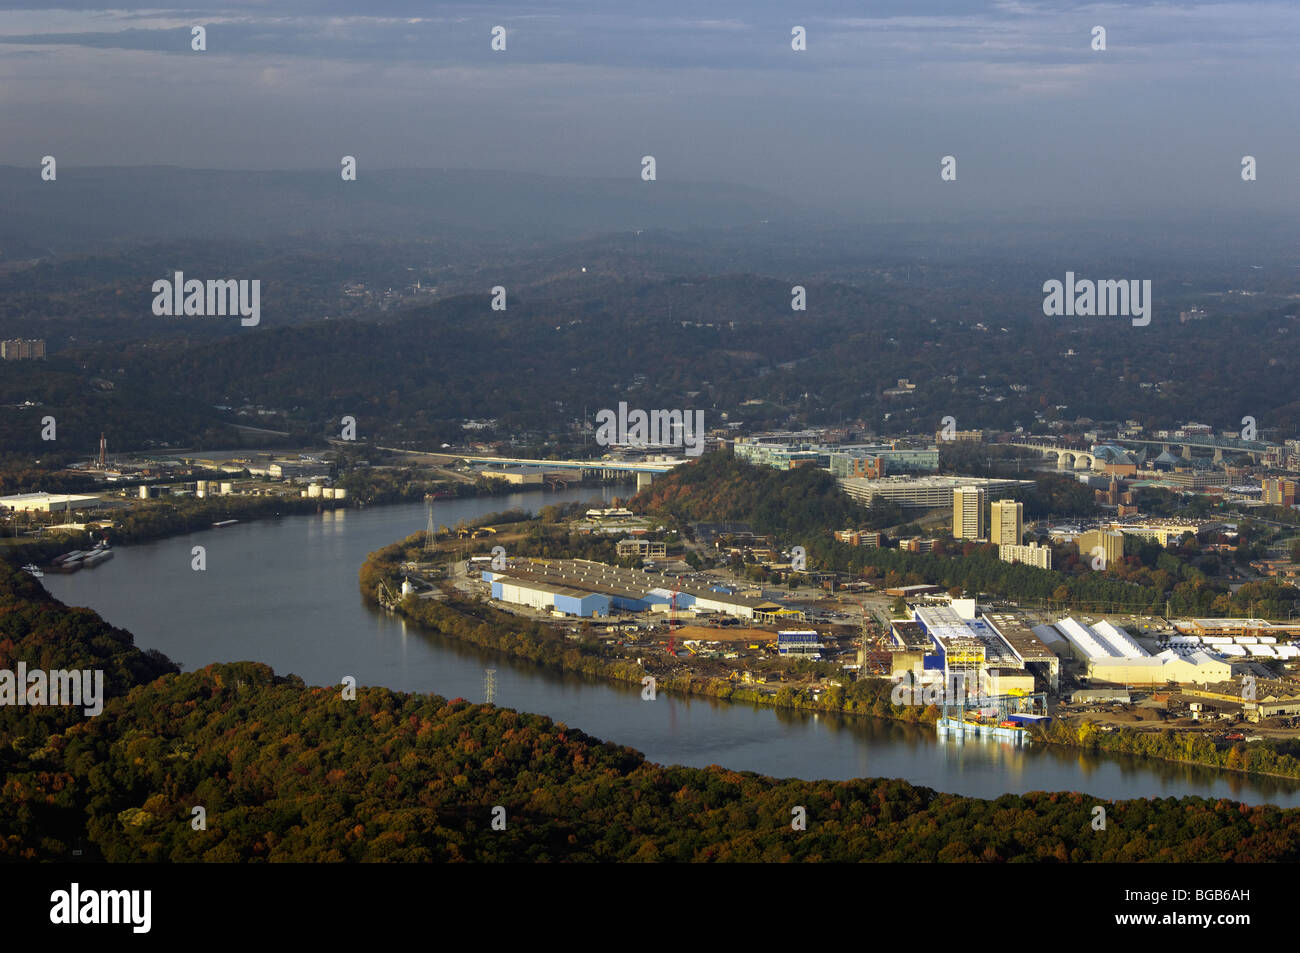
[483,559,775,620]
[1035,617,1233,685]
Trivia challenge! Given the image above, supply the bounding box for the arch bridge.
[1008,442,1102,471]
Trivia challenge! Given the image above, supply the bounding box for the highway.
[376,446,689,474]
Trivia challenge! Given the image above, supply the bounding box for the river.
[40,484,1300,806]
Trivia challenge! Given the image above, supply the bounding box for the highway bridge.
[1110,435,1272,463]
[377,447,690,487]
[1011,435,1277,470]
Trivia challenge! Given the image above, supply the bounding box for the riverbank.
[2,471,619,567]
[360,544,1300,784]
[14,543,1300,861]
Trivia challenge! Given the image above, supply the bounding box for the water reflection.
[40,486,1300,807]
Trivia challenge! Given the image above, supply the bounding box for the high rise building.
[1079,529,1125,569]
[1262,477,1297,507]
[952,486,986,540]
[990,499,1023,546]
[0,339,45,360]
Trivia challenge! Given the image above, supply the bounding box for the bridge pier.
[637,472,654,491]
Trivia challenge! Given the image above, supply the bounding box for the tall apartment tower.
[1262,477,1297,507]
[990,499,1023,545]
[1079,529,1125,569]
[952,486,986,540]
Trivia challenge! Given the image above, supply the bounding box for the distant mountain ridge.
[0,165,801,254]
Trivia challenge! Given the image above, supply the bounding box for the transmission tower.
[484,669,497,704]
[667,575,681,658]
[424,504,436,555]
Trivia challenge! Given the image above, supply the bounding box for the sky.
[0,1,1296,220]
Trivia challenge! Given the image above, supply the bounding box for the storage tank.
[333,487,347,500]
[307,484,323,498]
[219,482,233,495]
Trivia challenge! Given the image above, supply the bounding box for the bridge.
[1009,442,1102,471]
[377,447,690,488]
[1110,435,1273,464]
[1011,435,1276,471]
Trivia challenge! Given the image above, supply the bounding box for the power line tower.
[667,575,681,658]
[424,504,436,555]
[484,669,497,704]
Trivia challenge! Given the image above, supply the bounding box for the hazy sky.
[1,1,1296,219]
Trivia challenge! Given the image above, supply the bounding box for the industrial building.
[984,613,1060,692]
[483,559,774,620]
[269,461,333,482]
[1174,618,1300,641]
[478,468,544,485]
[0,492,104,512]
[1034,616,1233,685]
[489,576,611,617]
[906,602,1055,694]
[777,631,823,660]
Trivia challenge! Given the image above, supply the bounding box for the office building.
[834,529,881,547]
[828,448,939,479]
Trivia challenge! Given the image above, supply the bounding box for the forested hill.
[632,453,877,538]
[6,561,1300,862]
